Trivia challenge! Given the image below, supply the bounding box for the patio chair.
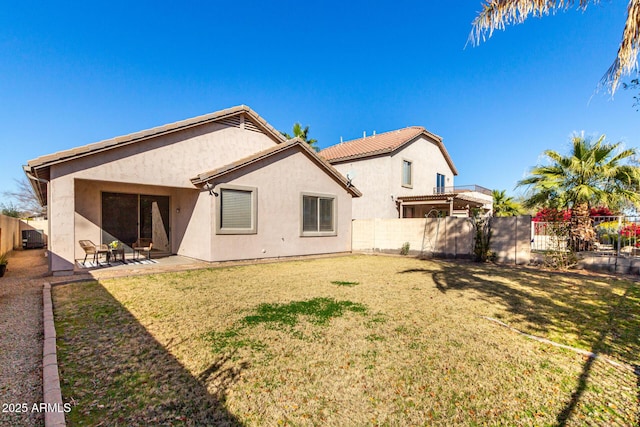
[79,240,110,264]
[132,238,153,259]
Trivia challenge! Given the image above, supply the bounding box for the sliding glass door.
[101,192,170,252]
[102,192,138,247]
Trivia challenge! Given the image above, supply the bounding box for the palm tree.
[281,123,319,151]
[517,134,640,249]
[492,189,523,217]
[470,0,640,93]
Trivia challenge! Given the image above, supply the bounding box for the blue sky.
[1,1,638,203]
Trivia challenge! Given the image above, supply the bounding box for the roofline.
[191,138,362,197]
[27,105,287,171]
[323,128,458,175]
[23,165,47,207]
[397,193,460,201]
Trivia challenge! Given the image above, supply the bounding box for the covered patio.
[397,185,493,218]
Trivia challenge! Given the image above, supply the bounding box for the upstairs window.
[436,173,446,194]
[302,193,336,236]
[402,160,412,188]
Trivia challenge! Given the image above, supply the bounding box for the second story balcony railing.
[432,185,492,196]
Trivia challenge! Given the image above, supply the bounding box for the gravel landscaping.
[0,249,48,427]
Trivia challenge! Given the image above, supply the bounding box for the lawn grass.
[53,255,639,426]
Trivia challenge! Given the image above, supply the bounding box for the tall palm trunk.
[570,202,595,251]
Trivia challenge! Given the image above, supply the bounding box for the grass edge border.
[43,282,66,427]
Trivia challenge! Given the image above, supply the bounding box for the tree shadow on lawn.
[400,261,640,426]
[400,262,639,364]
[53,280,244,426]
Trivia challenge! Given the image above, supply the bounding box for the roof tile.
[319,127,426,162]
[319,125,457,175]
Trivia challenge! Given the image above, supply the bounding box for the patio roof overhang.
[397,193,487,209]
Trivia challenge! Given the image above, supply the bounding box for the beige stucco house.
[24,106,361,275]
[319,127,492,219]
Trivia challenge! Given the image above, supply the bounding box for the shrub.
[400,242,410,256]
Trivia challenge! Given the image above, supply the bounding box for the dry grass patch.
[53,255,639,426]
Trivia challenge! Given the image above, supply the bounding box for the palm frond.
[283,122,319,151]
[600,0,640,92]
[470,0,596,45]
[470,0,640,92]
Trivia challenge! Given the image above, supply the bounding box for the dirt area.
[0,249,48,427]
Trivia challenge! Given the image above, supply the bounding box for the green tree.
[470,0,640,93]
[517,134,640,249]
[281,123,319,151]
[492,189,523,217]
[1,202,22,218]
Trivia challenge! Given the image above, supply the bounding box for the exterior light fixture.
[204,182,218,197]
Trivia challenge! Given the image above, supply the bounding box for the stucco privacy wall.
[491,216,532,264]
[209,148,353,261]
[49,120,278,273]
[332,136,456,219]
[0,214,21,255]
[352,216,531,264]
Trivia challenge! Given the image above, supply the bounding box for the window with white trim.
[216,185,257,234]
[301,193,336,236]
[436,173,446,194]
[402,160,412,187]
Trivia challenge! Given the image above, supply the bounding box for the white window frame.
[436,173,446,194]
[402,159,413,188]
[215,184,258,235]
[300,192,337,237]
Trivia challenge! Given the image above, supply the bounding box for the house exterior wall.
[332,155,393,219]
[332,136,456,220]
[53,121,277,189]
[47,120,279,274]
[209,149,353,261]
[390,136,455,198]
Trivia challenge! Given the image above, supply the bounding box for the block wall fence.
[352,216,531,265]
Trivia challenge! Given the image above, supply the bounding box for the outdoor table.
[110,248,126,263]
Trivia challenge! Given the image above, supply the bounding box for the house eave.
[191,139,362,198]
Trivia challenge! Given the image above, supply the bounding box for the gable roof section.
[28,105,286,170]
[24,105,288,206]
[191,138,362,197]
[319,126,458,175]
